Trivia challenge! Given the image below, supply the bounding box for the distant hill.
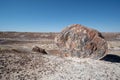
[0,32,120,41]
[102,32,120,41]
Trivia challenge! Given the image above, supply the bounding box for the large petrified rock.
[55,24,108,59]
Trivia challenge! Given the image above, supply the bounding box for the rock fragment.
[32,46,47,54]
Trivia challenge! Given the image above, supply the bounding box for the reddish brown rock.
[32,46,47,54]
[55,24,108,59]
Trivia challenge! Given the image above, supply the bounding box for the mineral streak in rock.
[55,24,108,59]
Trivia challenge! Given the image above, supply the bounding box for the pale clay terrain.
[0,32,120,80]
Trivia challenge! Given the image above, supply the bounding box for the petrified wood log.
[55,24,108,59]
[32,46,47,54]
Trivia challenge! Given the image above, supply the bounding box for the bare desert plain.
[0,32,120,80]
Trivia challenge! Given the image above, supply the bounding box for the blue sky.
[0,0,120,32]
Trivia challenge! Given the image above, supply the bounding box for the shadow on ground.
[101,54,120,63]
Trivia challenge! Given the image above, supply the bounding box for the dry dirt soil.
[0,32,120,80]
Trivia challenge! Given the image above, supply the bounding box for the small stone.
[55,24,108,59]
[32,46,47,54]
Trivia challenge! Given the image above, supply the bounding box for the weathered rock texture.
[32,46,47,54]
[55,24,108,59]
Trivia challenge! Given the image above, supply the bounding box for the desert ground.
[0,32,120,80]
